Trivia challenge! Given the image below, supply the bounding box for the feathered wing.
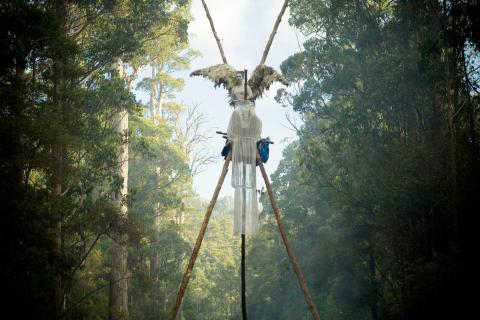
[248,64,289,101]
[190,64,240,93]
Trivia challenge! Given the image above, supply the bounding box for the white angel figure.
[191,64,288,235]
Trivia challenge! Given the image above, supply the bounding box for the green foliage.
[182,197,241,320]
[1,0,194,319]
[3,1,479,319]
[265,0,479,319]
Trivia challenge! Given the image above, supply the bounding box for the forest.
[1,0,479,319]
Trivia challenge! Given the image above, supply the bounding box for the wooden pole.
[258,156,321,320]
[244,69,248,100]
[241,69,248,319]
[170,152,232,320]
[260,0,289,65]
[201,0,228,64]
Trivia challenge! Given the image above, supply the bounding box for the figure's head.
[236,71,244,83]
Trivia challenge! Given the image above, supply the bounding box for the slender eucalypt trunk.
[109,59,129,320]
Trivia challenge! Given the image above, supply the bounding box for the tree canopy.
[1,0,478,319]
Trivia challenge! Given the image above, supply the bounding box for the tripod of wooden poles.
[169,1,320,318]
[169,151,321,320]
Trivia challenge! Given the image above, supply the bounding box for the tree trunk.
[109,59,129,320]
[149,62,163,319]
[150,65,157,121]
[369,239,378,320]
[152,210,162,320]
[428,1,444,155]
[157,88,165,119]
[154,64,165,121]
[53,0,67,317]
[444,46,459,237]
[12,0,26,189]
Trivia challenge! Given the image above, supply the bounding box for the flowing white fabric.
[228,85,262,235]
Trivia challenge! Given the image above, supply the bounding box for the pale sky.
[136,0,303,198]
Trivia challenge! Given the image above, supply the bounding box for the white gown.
[227,85,262,235]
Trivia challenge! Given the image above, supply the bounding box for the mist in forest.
[1,1,478,319]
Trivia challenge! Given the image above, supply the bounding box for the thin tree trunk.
[157,88,165,118]
[109,59,129,320]
[150,65,157,120]
[149,62,163,319]
[445,46,458,237]
[369,239,378,320]
[12,0,27,189]
[152,208,162,320]
[428,2,443,156]
[53,0,67,317]
[155,64,165,119]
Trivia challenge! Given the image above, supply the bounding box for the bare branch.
[177,104,216,176]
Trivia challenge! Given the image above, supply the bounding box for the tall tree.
[272,0,480,318]
[0,0,192,319]
[109,59,130,320]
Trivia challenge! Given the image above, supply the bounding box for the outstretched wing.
[248,65,289,101]
[190,64,240,93]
